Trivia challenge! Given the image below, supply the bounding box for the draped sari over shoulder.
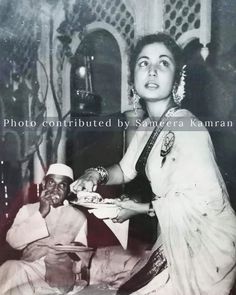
[119,109,236,295]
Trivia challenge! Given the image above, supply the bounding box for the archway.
[70,29,121,116]
[67,29,124,179]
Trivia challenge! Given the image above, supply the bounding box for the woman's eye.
[160,60,169,67]
[139,60,148,67]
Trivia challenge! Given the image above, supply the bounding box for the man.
[0,163,88,294]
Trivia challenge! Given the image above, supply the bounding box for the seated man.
[0,163,88,295]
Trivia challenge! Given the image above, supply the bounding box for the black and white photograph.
[0,0,236,294]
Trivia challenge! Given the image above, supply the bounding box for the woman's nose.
[148,65,158,76]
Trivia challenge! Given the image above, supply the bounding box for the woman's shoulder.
[174,108,197,119]
[175,108,208,131]
[172,108,212,146]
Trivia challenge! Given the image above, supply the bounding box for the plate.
[71,201,116,209]
[48,245,94,253]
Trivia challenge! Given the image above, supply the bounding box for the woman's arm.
[112,198,154,223]
[106,164,125,185]
[71,129,140,193]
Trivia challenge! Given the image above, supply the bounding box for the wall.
[209,0,236,208]
[211,0,236,57]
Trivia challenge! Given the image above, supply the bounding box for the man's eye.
[59,183,67,190]
[160,60,169,67]
[48,180,54,185]
[139,60,148,67]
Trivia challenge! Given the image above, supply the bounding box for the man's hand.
[39,190,52,218]
[45,249,75,293]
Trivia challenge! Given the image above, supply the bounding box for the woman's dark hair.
[129,32,184,84]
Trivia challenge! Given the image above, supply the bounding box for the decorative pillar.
[132,0,164,39]
[57,128,67,163]
[145,0,164,35]
[33,134,47,184]
[34,3,56,184]
[200,0,212,60]
[51,0,69,163]
[34,0,68,180]
[38,4,57,117]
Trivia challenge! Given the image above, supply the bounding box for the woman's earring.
[130,88,141,114]
[172,65,187,106]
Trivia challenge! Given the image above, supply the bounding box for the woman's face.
[134,42,176,102]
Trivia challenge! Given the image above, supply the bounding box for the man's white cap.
[46,163,74,180]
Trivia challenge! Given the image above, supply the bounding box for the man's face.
[43,174,70,207]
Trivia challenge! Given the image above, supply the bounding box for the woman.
[71,33,236,294]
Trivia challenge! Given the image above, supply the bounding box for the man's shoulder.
[61,203,83,214]
[20,202,39,211]
[53,205,86,229]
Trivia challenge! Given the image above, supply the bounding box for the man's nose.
[54,184,60,190]
[51,184,59,191]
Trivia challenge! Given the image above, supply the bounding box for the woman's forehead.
[137,42,174,60]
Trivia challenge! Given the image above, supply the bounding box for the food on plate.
[74,191,115,204]
[76,191,102,203]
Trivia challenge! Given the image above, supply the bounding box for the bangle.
[147,202,155,217]
[85,166,109,185]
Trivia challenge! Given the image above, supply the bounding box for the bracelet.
[147,202,155,217]
[85,166,109,185]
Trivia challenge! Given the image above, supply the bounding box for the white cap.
[46,164,74,180]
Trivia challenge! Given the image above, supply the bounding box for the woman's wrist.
[85,166,109,184]
[128,201,149,214]
[132,202,155,216]
[138,202,150,214]
[147,202,155,217]
[117,197,154,215]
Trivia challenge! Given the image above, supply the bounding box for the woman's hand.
[70,170,100,193]
[111,197,150,223]
[112,207,138,223]
[113,198,149,212]
[70,164,127,194]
